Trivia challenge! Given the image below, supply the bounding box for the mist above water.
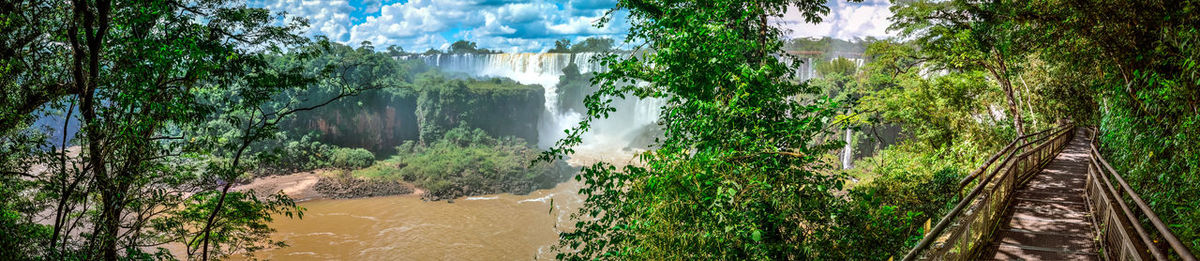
[408,53,663,162]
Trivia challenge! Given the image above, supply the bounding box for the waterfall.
[412,52,664,152]
[842,128,853,169]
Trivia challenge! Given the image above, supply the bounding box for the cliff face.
[463,83,542,144]
[288,79,544,154]
[289,89,420,153]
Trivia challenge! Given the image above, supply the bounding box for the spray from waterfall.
[410,53,662,161]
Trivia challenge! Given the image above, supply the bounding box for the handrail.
[953,127,1056,193]
[903,125,1074,261]
[1086,127,1196,260]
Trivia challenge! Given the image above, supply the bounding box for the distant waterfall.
[406,52,660,151]
[842,128,853,169]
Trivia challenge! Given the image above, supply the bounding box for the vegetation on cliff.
[554,63,596,114]
[254,44,564,201]
[413,73,544,144]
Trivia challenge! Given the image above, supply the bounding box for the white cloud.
[255,0,355,41]
[547,14,613,35]
[361,0,382,14]
[779,0,894,40]
[474,13,518,36]
[255,0,893,52]
[254,0,892,52]
[340,0,626,52]
[246,0,622,52]
[346,0,481,48]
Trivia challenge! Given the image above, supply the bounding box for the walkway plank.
[983,130,1099,260]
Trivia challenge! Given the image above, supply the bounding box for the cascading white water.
[807,57,816,81]
[409,53,661,158]
[842,127,853,169]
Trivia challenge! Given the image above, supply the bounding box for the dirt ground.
[233,171,328,201]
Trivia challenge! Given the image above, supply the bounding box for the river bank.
[233,143,643,203]
[234,170,422,201]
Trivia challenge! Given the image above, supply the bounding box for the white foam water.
[517,193,554,204]
[465,196,499,201]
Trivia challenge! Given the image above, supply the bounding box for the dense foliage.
[886,0,1200,254]
[548,37,619,53]
[2,0,1197,259]
[354,127,574,200]
[0,0,380,259]
[546,0,856,259]
[412,73,544,144]
[802,39,1021,259]
[1006,0,1200,252]
[448,40,502,54]
[547,0,1200,258]
[329,148,376,169]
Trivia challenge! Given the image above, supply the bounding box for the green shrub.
[253,132,334,174]
[249,132,383,174]
[354,126,574,200]
[330,148,375,169]
[816,140,990,259]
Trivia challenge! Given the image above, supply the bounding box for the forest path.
[983,129,1098,260]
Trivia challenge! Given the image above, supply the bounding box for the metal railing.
[1085,127,1197,261]
[902,125,1074,260]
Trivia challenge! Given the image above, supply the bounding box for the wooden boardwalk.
[984,129,1099,260]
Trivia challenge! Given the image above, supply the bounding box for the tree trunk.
[984,53,1024,136]
[201,182,233,261]
[1002,79,1025,136]
[70,0,115,258]
[201,140,251,261]
[49,100,77,251]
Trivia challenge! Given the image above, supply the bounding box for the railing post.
[904,125,1082,261]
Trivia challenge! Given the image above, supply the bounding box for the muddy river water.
[235,181,584,260]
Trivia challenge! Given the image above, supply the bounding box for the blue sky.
[251,0,894,52]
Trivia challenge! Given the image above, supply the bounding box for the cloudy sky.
[252,0,894,52]
[781,0,893,40]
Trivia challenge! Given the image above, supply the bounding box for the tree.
[1011,0,1200,252]
[569,37,616,53]
[0,0,373,259]
[815,57,858,78]
[387,45,405,56]
[891,0,1035,136]
[0,0,72,133]
[549,38,572,53]
[179,41,393,260]
[54,1,313,259]
[414,72,471,143]
[448,40,479,54]
[545,0,849,259]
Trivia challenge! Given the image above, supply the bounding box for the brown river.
[234,180,584,260]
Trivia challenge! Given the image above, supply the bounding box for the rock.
[313,177,414,199]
